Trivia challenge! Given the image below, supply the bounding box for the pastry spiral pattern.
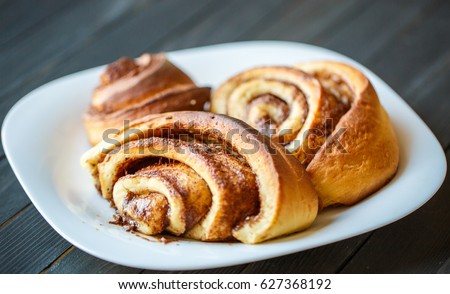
[212,62,399,207]
[81,111,318,243]
[211,66,348,165]
[84,53,210,145]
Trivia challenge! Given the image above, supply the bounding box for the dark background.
[0,0,449,273]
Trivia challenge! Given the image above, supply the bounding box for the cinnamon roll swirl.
[84,53,210,145]
[81,111,318,243]
[211,66,347,164]
[211,62,399,207]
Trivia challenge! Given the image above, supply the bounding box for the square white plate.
[2,41,446,270]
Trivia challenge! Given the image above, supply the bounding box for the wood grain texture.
[0,0,73,47]
[320,0,433,61]
[251,0,370,42]
[144,265,246,275]
[156,0,291,50]
[408,57,450,147]
[437,255,450,274]
[366,0,450,96]
[0,158,30,225]
[0,0,449,274]
[240,234,371,274]
[0,0,142,97]
[45,247,142,274]
[0,205,71,273]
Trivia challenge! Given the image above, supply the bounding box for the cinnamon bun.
[84,53,210,145]
[211,62,399,207]
[81,111,318,243]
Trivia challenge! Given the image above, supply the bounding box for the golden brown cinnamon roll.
[211,62,399,208]
[81,111,318,243]
[211,66,347,164]
[84,53,210,145]
[296,61,399,207]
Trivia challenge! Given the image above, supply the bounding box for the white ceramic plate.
[2,41,446,270]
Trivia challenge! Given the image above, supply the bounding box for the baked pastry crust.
[81,111,318,243]
[296,61,399,207]
[211,62,399,208]
[84,53,210,145]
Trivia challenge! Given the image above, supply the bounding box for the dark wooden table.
[1,0,449,274]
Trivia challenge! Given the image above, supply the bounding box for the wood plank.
[437,255,450,274]
[47,0,215,73]
[144,265,245,274]
[46,245,245,274]
[0,0,145,97]
[320,0,433,62]
[408,56,450,147]
[250,0,370,42]
[45,247,142,274]
[155,0,291,51]
[0,0,73,47]
[0,157,30,225]
[240,234,370,273]
[0,205,71,273]
[340,149,450,273]
[365,0,450,97]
